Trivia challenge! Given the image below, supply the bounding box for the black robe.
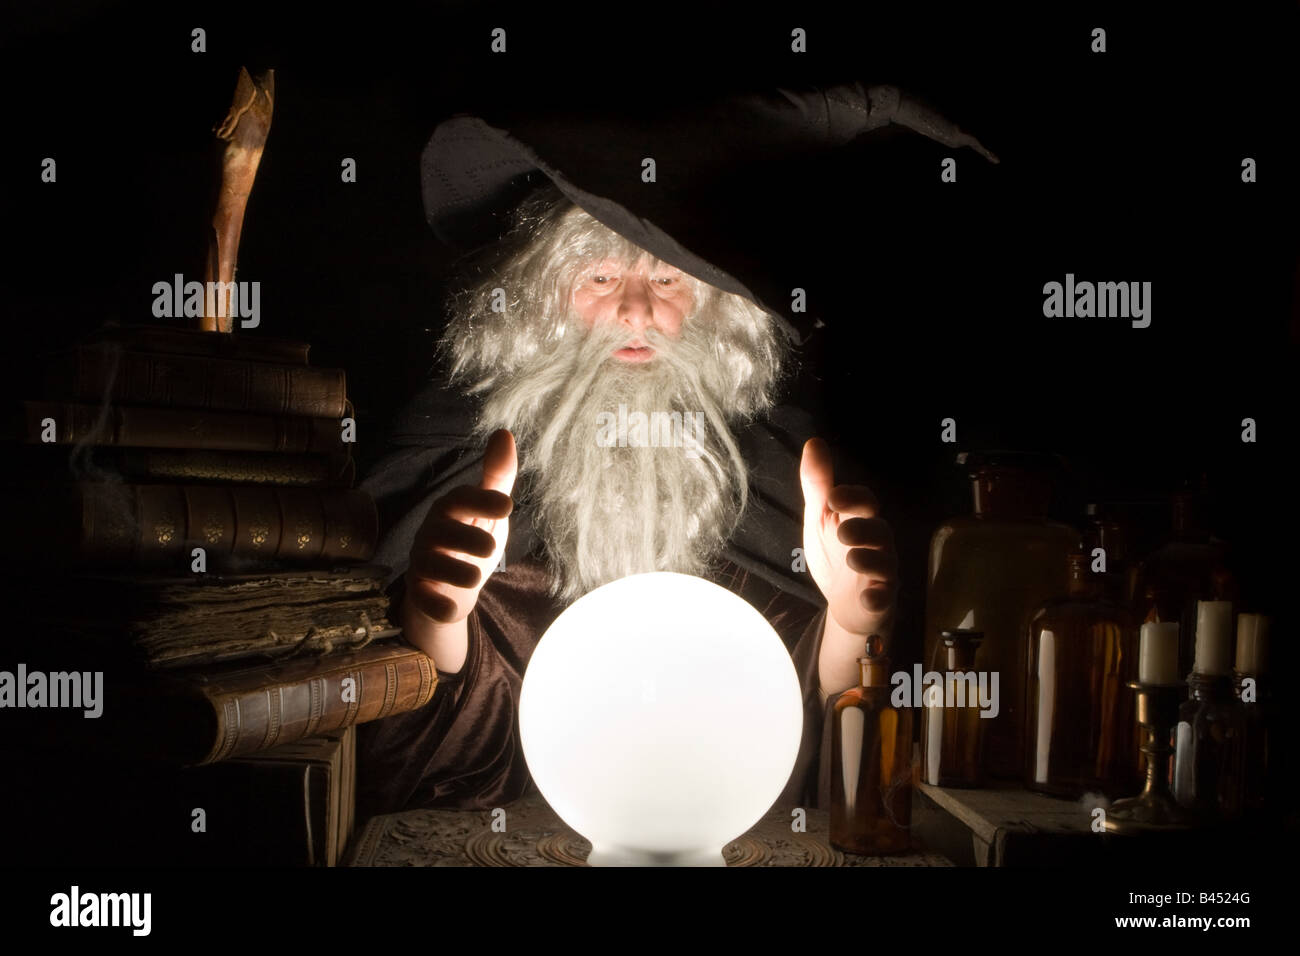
[355,374,836,820]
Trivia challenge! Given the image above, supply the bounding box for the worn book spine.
[19,445,354,487]
[115,448,354,487]
[176,643,436,765]
[48,483,377,566]
[338,724,356,858]
[17,400,346,453]
[226,727,355,866]
[45,347,347,418]
[83,324,311,365]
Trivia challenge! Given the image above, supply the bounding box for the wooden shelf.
[912,780,1289,867]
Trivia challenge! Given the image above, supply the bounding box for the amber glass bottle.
[1173,601,1245,819]
[1132,492,1238,677]
[830,635,912,855]
[1025,551,1139,797]
[921,629,986,788]
[924,452,1075,779]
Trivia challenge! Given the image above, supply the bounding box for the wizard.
[357,83,997,816]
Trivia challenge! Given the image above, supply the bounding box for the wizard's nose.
[614,276,655,334]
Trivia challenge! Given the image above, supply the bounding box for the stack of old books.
[3,323,433,866]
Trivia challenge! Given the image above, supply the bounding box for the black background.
[0,0,1296,909]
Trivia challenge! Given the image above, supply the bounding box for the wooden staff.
[203,67,275,333]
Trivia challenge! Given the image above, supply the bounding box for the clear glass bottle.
[1025,551,1139,797]
[1132,491,1238,678]
[830,635,913,855]
[924,452,1076,780]
[921,629,985,788]
[1172,601,1245,819]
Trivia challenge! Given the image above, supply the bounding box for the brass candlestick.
[1104,681,1197,833]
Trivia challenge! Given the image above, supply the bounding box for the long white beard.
[473,317,752,602]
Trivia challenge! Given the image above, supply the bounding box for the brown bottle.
[1233,613,1271,813]
[830,635,913,855]
[921,629,986,787]
[1132,491,1238,677]
[1025,551,1140,797]
[924,452,1075,780]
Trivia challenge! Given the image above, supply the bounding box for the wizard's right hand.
[405,429,517,625]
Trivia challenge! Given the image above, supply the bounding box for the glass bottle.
[1173,601,1245,819]
[924,452,1076,780]
[921,629,986,788]
[1084,502,1133,606]
[1132,491,1238,678]
[1083,504,1146,786]
[1233,613,1271,813]
[830,635,912,855]
[1025,551,1140,797]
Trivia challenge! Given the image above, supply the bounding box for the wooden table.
[345,792,953,867]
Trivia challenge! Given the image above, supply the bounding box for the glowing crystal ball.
[519,571,804,866]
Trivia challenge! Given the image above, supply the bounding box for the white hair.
[439,187,789,601]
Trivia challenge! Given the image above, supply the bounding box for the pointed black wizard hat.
[420,82,998,344]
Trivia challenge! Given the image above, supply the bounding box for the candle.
[1193,600,1233,676]
[1139,622,1180,684]
[1235,613,1270,676]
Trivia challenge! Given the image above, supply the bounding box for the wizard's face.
[444,202,784,601]
[570,256,695,364]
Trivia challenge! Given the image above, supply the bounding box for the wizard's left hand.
[799,437,898,635]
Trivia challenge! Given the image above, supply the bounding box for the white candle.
[1194,600,1233,676]
[1235,613,1270,675]
[1139,622,1180,684]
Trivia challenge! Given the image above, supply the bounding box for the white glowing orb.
[519,571,803,866]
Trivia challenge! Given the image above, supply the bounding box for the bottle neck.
[940,629,982,671]
[1090,517,1127,565]
[971,468,1050,518]
[1066,554,1098,599]
[1171,494,1209,541]
[1187,671,1233,700]
[859,658,890,688]
[944,647,973,670]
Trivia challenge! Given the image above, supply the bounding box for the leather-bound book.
[149,640,436,765]
[35,565,395,670]
[25,482,378,568]
[44,346,347,418]
[17,401,345,454]
[34,728,359,866]
[17,444,355,487]
[83,323,311,366]
[204,727,357,866]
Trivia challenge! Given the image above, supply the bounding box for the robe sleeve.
[355,568,542,817]
[786,609,833,811]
